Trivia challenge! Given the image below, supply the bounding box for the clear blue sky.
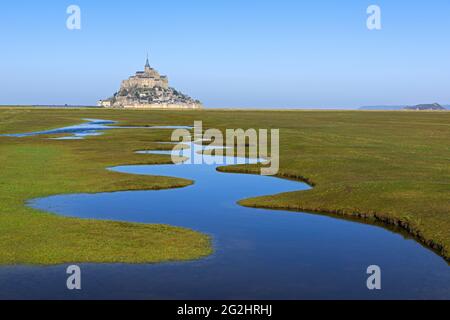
[1,0,449,108]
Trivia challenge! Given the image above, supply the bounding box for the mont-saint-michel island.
[98,56,202,109]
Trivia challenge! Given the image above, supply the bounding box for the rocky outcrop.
[110,86,202,109]
[404,103,445,111]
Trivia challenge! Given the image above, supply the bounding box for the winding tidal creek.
[1,120,449,299]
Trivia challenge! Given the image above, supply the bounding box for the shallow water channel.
[1,120,449,299]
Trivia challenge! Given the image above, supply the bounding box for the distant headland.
[98,55,202,110]
[403,103,446,111]
[360,103,449,111]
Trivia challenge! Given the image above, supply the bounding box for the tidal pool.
[0,121,449,300]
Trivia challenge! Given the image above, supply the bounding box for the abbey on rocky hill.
[98,55,202,109]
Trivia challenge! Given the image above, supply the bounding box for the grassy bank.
[0,107,449,262]
[0,110,211,264]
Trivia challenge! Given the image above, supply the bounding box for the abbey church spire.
[145,53,150,68]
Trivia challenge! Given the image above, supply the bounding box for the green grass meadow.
[0,107,449,263]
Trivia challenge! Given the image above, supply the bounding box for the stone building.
[121,56,169,90]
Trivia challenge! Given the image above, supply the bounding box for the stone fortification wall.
[123,103,202,109]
